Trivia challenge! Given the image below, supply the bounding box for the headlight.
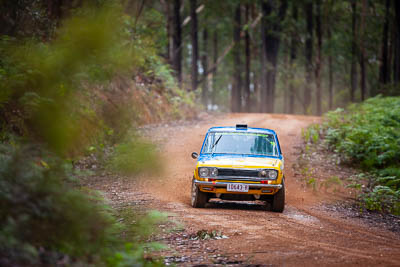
[258,170,268,178]
[258,169,278,179]
[210,167,218,177]
[199,167,209,177]
[198,167,218,178]
[268,170,278,179]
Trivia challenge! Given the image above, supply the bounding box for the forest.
[155,0,400,114]
[1,0,400,266]
[2,0,399,115]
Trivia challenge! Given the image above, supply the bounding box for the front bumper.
[194,179,282,192]
[194,179,282,195]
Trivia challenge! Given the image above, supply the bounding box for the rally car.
[190,124,285,212]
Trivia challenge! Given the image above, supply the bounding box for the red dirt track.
[139,113,400,266]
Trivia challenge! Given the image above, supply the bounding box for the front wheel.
[191,179,209,208]
[271,179,285,212]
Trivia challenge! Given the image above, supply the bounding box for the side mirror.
[191,152,199,159]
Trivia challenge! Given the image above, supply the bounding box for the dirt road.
[138,113,400,266]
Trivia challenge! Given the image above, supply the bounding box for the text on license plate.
[227,183,249,192]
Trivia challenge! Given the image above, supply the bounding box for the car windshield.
[201,132,279,156]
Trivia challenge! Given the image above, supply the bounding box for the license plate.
[227,183,249,192]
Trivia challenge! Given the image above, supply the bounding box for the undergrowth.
[303,96,400,215]
[0,2,194,265]
[0,144,166,266]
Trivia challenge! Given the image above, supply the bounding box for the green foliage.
[118,209,169,244]
[107,242,165,267]
[0,143,168,265]
[0,1,186,155]
[314,96,400,214]
[0,144,117,264]
[107,138,160,175]
[299,166,318,192]
[322,96,400,171]
[0,3,135,154]
[106,209,168,267]
[306,177,317,191]
[320,176,342,193]
[303,124,321,144]
[132,211,168,241]
[0,3,179,265]
[361,186,400,215]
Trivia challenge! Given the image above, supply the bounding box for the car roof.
[207,126,276,135]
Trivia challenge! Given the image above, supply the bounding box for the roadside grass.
[298,164,343,194]
[302,96,400,215]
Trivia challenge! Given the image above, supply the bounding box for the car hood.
[197,154,281,168]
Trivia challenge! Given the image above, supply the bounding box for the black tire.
[272,179,285,212]
[191,179,208,208]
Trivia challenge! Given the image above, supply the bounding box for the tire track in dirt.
[139,113,400,266]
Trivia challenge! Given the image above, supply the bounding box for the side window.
[201,133,214,153]
[275,135,281,156]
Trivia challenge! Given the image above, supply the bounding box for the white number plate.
[227,183,249,192]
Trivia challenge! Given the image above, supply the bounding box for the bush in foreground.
[0,143,166,266]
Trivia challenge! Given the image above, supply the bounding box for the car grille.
[217,168,259,178]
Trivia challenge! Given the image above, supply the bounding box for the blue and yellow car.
[191,124,285,212]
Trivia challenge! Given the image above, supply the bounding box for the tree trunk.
[304,1,313,114]
[244,4,251,112]
[133,0,146,29]
[251,6,260,113]
[172,0,182,87]
[283,53,289,114]
[350,0,357,102]
[253,71,259,112]
[379,0,391,89]
[161,0,173,63]
[199,8,263,83]
[190,0,198,92]
[289,4,297,114]
[201,28,209,107]
[395,37,399,84]
[388,15,395,84]
[315,0,323,115]
[260,1,267,113]
[212,31,218,107]
[231,4,242,112]
[261,0,288,113]
[394,0,400,84]
[328,51,334,109]
[325,0,334,109]
[47,0,64,20]
[359,0,367,101]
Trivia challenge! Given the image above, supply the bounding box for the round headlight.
[268,170,278,179]
[258,170,268,178]
[199,167,209,177]
[210,167,218,177]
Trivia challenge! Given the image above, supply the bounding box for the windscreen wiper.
[211,135,222,154]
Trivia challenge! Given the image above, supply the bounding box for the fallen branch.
[198,13,262,84]
[182,4,205,27]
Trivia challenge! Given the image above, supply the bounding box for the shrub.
[107,138,160,176]
[322,96,400,171]
[307,96,400,215]
[0,144,119,265]
[361,186,400,215]
[0,143,167,266]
